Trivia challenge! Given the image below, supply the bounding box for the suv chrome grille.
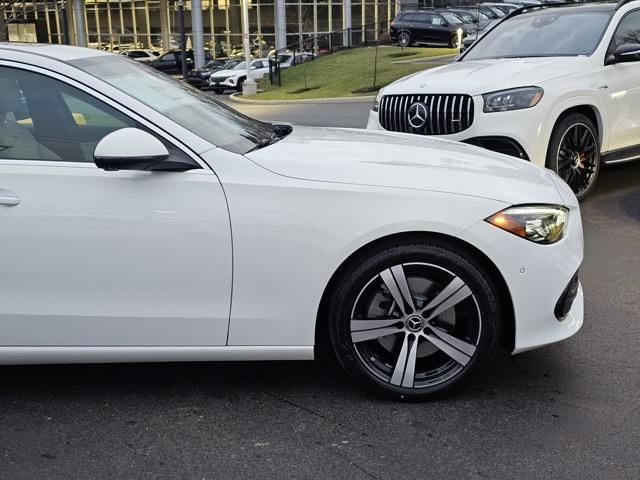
[379,94,474,135]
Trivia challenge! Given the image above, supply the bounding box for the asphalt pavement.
[1,100,639,480]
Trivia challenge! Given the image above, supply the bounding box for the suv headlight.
[485,205,568,244]
[372,91,383,112]
[483,87,544,113]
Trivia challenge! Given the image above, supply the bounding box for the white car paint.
[208,58,270,90]
[121,49,159,63]
[367,2,640,167]
[0,43,583,368]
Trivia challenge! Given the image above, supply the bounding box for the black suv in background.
[149,49,214,75]
[390,10,471,48]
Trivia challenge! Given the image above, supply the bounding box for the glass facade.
[2,0,398,55]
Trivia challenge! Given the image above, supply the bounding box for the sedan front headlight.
[485,205,568,244]
[483,87,544,113]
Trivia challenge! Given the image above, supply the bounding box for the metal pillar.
[191,0,205,69]
[274,0,286,51]
[342,0,352,47]
[241,0,256,95]
[178,0,187,78]
[159,0,171,50]
[72,0,87,47]
[59,1,70,45]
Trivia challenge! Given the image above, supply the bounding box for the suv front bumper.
[367,94,551,166]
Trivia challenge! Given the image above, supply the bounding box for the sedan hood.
[246,126,563,205]
[385,57,592,96]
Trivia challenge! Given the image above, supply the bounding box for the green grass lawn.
[254,46,456,100]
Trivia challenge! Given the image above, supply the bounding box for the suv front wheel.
[397,31,412,47]
[546,112,600,201]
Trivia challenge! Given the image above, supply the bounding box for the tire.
[236,77,245,92]
[546,112,601,201]
[212,88,224,94]
[450,33,460,49]
[397,31,412,48]
[328,238,501,401]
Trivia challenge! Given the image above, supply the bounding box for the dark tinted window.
[610,10,640,52]
[0,66,136,162]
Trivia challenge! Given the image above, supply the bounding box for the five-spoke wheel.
[329,240,500,400]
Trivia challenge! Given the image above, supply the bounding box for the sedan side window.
[0,66,136,162]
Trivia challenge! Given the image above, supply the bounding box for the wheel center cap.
[572,152,583,169]
[405,315,424,333]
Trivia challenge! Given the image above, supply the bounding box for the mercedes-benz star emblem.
[408,102,428,129]
[406,315,424,333]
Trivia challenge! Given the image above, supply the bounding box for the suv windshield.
[464,11,612,60]
[71,55,275,154]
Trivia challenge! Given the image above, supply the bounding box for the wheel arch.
[548,104,604,153]
[314,231,516,357]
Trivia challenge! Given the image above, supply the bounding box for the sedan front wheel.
[328,239,501,400]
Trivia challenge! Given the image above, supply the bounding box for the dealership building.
[2,0,399,56]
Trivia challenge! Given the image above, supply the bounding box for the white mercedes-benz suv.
[368,0,640,199]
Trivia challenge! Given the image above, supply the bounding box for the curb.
[229,92,376,105]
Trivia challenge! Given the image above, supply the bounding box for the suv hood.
[211,69,239,77]
[246,126,563,205]
[384,57,592,96]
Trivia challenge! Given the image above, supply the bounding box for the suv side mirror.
[606,43,640,65]
[94,128,199,172]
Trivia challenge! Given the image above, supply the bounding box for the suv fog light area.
[555,271,580,321]
[485,205,568,244]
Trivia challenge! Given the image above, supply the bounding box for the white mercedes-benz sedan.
[0,43,583,399]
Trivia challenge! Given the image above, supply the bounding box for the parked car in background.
[277,52,314,69]
[0,42,584,400]
[149,49,214,74]
[450,4,505,19]
[390,9,472,48]
[481,2,521,14]
[121,49,160,63]
[208,58,271,93]
[186,58,228,88]
[447,8,494,30]
[460,19,501,52]
[369,1,640,200]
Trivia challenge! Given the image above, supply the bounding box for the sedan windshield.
[71,55,275,154]
[464,11,612,60]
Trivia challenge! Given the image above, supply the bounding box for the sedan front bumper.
[458,205,584,354]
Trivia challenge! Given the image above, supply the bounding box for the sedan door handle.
[0,190,20,207]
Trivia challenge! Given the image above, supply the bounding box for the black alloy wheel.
[547,112,600,201]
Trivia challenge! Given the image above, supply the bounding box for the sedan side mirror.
[94,128,199,172]
[606,43,640,65]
